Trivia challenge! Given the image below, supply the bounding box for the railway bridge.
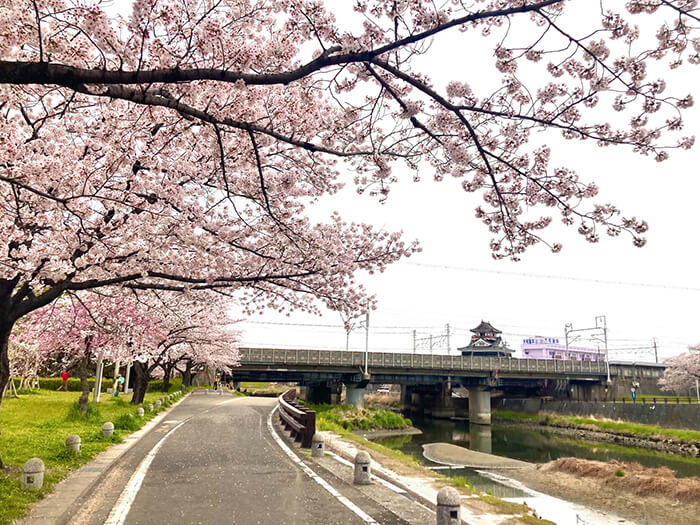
[234,347,666,424]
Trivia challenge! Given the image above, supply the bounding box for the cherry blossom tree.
[126,291,239,404]
[7,338,41,391]
[659,345,700,393]
[16,292,163,413]
[1,0,698,402]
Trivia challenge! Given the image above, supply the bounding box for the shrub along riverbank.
[0,382,189,525]
[304,403,412,432]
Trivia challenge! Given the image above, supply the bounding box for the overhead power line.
[400,262,700,292]
[242,320,444,330]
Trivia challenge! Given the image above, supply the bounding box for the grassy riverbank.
[0,385,187,525]
[305,403,412,431]
[493,409,700,443]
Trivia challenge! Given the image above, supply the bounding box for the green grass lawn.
[0,384,188,525]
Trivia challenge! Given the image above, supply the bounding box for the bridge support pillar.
[329,381,342,405]
[299,383,337,404]
[429,382,455,419]
[400,385,411,408]
[345,384,366,409]
[468,387,491,425]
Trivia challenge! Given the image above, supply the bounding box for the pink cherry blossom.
[0,0,698,402]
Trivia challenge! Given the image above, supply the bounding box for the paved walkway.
[19,392,432,524]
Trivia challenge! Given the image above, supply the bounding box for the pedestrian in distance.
[60,370,69,391]
[213,375,220,391]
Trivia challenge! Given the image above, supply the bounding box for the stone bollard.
[102,422,114,438]
[155,400,162,409]
[66,434,81,454]
[136,408,145,417]
[22,458,45,490]
[353,451,371,485]
[311,434,325,458]
[147,403,154,412]
[436,487,461,525]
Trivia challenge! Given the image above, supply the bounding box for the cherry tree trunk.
[161,363,172,393]
[78,355,90,415]
[0,322,10,470]
[0,327,9,404]
[182,360,193,388]
[131,361,149,405]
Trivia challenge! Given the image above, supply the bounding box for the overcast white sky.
[233,1,700,362]
[103,0,699,361]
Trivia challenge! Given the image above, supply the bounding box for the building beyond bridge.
[521,336,606,362]
[458,321,513,357]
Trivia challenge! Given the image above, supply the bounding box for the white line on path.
[267,406,379,524]
[104,398,237,525]
[103,420,185,525]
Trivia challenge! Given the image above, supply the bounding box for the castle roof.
[470,320,501,335]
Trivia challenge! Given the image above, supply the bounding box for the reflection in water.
[375,416,700,479]
[469,424,492,454]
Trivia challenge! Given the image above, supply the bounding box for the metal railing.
[278,389,315,448]
[615,396,698,405]
[240,348,607,376]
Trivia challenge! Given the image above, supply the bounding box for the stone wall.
[498,398,700,431]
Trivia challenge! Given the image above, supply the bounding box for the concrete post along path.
[17,392,441,524]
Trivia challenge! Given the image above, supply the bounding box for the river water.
[374,416,700,499]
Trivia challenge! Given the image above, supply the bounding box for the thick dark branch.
[0,1,560,87]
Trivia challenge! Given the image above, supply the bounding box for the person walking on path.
[60,370,69,391]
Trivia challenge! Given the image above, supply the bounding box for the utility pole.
[412,330,416,354]
[652,338,658,364]
[364,305,369,374]
[565,317,610,383]
[446,324,451,355]
[429,334,433,354]
[595,315,610,384]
